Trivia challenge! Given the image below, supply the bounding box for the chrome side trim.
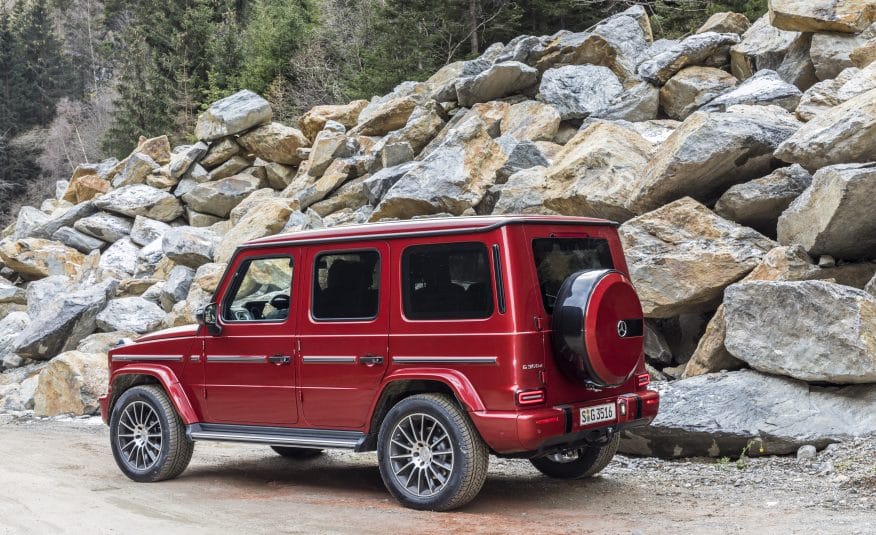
[301,356,357,364]
[112,355,184,362]
[206,355,264,363]
[392,356,498,365]
[190,355,201,362]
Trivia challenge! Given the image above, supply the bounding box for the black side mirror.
[197,303,222,336]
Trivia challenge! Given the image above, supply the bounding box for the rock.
[810,30,872,81]
[200,137,242,169]
[76,331,137,353]
[700,69,802,112]
[310,176,368,217]
[96,297,166,334]
[299,100,369,141]
[294,159,357,211]
[195,89,272,141]
[93,185,183,222]
[169,142,208,179]
[258,160,296,190]
[659,66,738,120]
[0,238,85,280]
[620,370,876,457]
[237,122,310,166]
[371,116,506,220]
[797,444,817,463]
[637,32,740,85]
[351,96,418,137]
[500,100,560,142]
[620,197,775,317]
[134,135,172,165]
[494,137,551,183]
[682,305,743,377]
[98,238,139,280]
[162,226,218,268]
[455,61,538,107]
[213,198,295,263]
[644,321,674,365]
[794,67,861,121]
[12,206,50,240]
[362,161,418,206]
[852,37,876,67]
[697,12,751,34]
[25,275,73,318]
[777,163,876,259]
[377,100,447,156]
[590,82,659,122]
[61,173,110,204]
[73,212,133,243]
[182,174,261,218]
[730,14,817,90]
[380,142,414,168]
[111,152,159,187]
[714,164,812,237]
[157,265,194,311]
[29,201,98,240]
[308,129,349,178]
[51,227,105,254]
[13,280,116,360]
[489,166,554,215]
[818,255,837,268]
[770,0,876,33]
[33,351,107,416]
[629,105,801,213]
[129,216,171,247]
[208,155,251,181]
[724,280,876,383]
[0,277,25,304]
[0,311,29,357]
[538,65,623,120]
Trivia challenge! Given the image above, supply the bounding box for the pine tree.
[0,9,27,136]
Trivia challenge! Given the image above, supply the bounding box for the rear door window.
[532,238,614,314]
[312,250,380,320]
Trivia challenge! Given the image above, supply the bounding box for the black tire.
[530,433,619,480]
[377,393,488,511]
[109,385,194,482]
[270,446,324,459]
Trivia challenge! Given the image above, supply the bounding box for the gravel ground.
[0,416,873,534]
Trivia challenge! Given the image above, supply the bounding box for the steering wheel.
[270,294,290,310]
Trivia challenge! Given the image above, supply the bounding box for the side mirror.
[197,303,222,336]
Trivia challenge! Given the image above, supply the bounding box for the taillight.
[516,388,546,406]
[636,373,650,389]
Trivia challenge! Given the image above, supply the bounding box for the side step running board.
[187,423,365,449]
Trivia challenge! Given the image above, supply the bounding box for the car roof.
[245,215,617,248]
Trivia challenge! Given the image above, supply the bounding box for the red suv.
[100,215,658,510]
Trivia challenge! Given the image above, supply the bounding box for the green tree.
[0,9,27,135]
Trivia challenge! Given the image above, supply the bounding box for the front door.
[298,242,390,428]
[202,250,299,426]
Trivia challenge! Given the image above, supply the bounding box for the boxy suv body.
[100,215,659,510]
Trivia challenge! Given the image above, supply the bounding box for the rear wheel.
[271,446,324,459]
[530,433,619,480]
[377,393,488,511]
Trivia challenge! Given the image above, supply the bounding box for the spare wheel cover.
[552,269,644,388]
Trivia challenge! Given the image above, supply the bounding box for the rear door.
[297,242,390,428]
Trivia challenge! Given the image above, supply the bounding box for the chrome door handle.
[268,355,291,365]
[359,355,384,366]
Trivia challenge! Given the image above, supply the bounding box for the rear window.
[532,238,614,314]
[402,242,493,320]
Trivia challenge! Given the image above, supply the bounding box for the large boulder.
[375,100,447,156]
[29,201,98,240]
[93,185,184,222]
[810,28,875,81]
[0,277,25,305]
[455,61,538,107]
[200,137,242,169]
[32,351,107,416]
[0,311,29,356]
[0,238,85,280]
[213,198,296,263]
[307,127,350,178]
[96,297,166,334]
[776,162,876,259]
[700,69,802,112]
[769,0,876,33]
[794,66,862,121]
[659,66,738,120]
[129,216,171,247]
[620,370,876,457]
[724,280,876,383]
[51,227,105,254]
[207,155,251,181]
[182,174,261,218]
[628,105,801,213]
[98,238,139,280]
[350,96,418,137]
[488,166,554,215]
[195,89,272,141]
[619,197,775,317]
[538,65,623,120]
[362,161,418,206]
[298,100,369,141]
[714,164,812,237]
[12,206,50,240]
[730,14,816,89]
[12,279,116,360]
[73,212,133,243]
[111,152,159,188]
[637,32,740,85]
[168,142,208,179]
[237,122,310,166]
[697,12,751,34]
[159,265,195,312]
[61,173,110,204]
[371,116,506,220]
[162,226,218,268]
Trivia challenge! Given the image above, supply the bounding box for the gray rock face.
[29,201,98,240]
[620,197,775,317]
[810,30,871,81]
[194,89,272,141]
[182,175,261,218]
[25,275,72,318]
[93,185,183,222]
[489,166,553,215]
[494,136,550,183]
[455,61,538,107]
[714,164,812,237]
[169,142,208,179]
[208,155,252,181]
[161,227,217,268]
[776,162,876,260]
[200,138,241,169]
[135,238,164,277]
[362,161,418,206]
[112,152,159,188]
[159,265,195,312]
[724,280,876,383]
[730,15,817,89]
[538,65,623,120]
[866,273,876,297]
[51,227,105,254]
[629,105,802,213]
[96,297,166,334]
[73,212,133,243]
[0,277,25,304]
[590,82,659,122]
[98,238,139,280]
[0,311,29,356]
[13,206,50,240]
[660,66,739,120]
[700,69,802,112]
[129,216,171,247]
[620,370,876,457]
[12,279,117,360]
[638,32,741,85]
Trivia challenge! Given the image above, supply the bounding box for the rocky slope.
[1,2,875,459]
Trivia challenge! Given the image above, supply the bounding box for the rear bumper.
[469,389,659,455]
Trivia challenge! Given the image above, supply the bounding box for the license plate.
[579,403,616,426]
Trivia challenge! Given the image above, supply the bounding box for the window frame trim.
[220,253,295,325]
[309,247,382,323]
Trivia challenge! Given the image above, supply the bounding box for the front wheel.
[109,385,194,482]
[377,393,488,511]
[530,433,619,479]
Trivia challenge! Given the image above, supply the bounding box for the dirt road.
[0,418,872,535]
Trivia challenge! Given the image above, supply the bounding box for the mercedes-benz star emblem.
[617,320,628,338]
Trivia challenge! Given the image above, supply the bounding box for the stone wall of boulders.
[1,2,875,457]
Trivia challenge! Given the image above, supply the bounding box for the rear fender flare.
[374,368,486,413]
[109,365,198,424]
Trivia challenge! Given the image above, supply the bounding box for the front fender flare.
[109,364,199,424]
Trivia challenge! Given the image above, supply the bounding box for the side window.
[403,242,493,320]
[222,256,293,322]
[312,250,380,320]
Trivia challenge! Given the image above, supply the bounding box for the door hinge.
[533,315,542,331]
